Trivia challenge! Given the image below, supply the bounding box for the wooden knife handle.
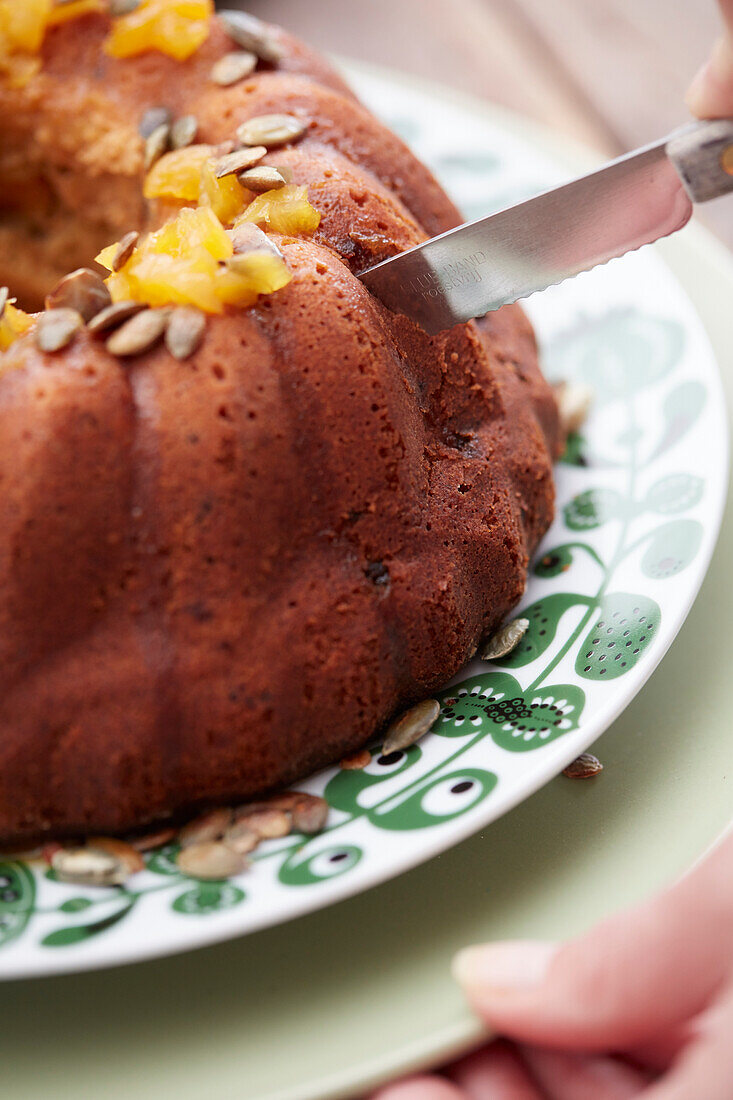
[666,119,733,204]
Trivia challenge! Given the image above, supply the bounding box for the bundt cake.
[0,0,561,846]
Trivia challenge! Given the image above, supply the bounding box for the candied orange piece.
[0,0,50,54]
[218,250,292,306]
[236,185,320,235]
[199,158,248,225]
[105,0,213,61]
[47,0,107,27]
[0,302,34,351]
[144,145,214,202]
[0,51,41,88]
[97,207,290,314]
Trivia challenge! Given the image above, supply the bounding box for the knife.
[358,119,733,334]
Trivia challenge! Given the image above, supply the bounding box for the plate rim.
[1,59,729,982]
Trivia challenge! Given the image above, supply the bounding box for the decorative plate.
[0,68,727,980]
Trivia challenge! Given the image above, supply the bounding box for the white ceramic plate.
[0,65,727,980]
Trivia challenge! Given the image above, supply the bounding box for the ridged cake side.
[0,12,560,842]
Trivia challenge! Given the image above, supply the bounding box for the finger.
[520,1046,652,1100]
[686,35,733,117]
[638,983,733,1100]
[625,1024,693,1074]
[453,833,733,1049]
[686,0,733,117]
[719,0,733,35]
[448,1041,543,1099]
[370,1076,465,1100]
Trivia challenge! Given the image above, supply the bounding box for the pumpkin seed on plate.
[106,308,171,358]
[554,380,593,435]
[177,841,247,880]
[165,306,207,361]
[88,300,145,335]
[228,221,283,256]
[236,113,306,148]
[170,114,199,150]
[144,122,171,170]
[139,105,171,139]
[382,698,440,755]
[111,230,139,272]
[222,820,260,855]
[213,145,266,179]
[88,837,145,874]
[210,50,257,87]
[563,753,603,779]
[178,807,232,848]
[238,165,287,192]
[479,617,529,661]
[51,846,128,887]
[235,807,291,839]
[340,749,372,770]
[0,286,8,322]
[291,794,328,835]
[35,309,83,353]
[218,10,285,63]
[45,267,111,322]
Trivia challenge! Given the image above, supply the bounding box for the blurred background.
[232,0,731,248]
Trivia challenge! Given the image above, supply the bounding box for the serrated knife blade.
[358,120,733,335]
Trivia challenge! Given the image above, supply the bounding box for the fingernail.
[452,940,556,994]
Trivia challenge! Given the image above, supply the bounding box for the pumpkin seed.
[165,306,207,361]
[178,807,232,848]
[177,841,247,880]
[210,50,257,87]
[290,794,328,835]
[106,308,171,357]
[111,230,139,272]
[0,286,7,321]
[228,221,283,256]
[340,749,372,770]
[129,826,177,852]
[555,380,593,435]
[236,113,306,149]
[51,846,128,887]
[139,106,171,139]
[563,753,603,779]
[382,699,440,754]
[235,807,291,839]
[169,114,199,150]
[213,145,266,179]
[218,10,284,63]
[36,308,83,353]
[479,617,529,661]
[238,165,287,192]
[144,122,171,170]
[45,267,111,322]
[222,820,260,855]
[110,0,141,15]
[87,300,145,335]
[88,837,145,874]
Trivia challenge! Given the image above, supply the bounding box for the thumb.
[686,0,733,117]
[453,835,733,1050]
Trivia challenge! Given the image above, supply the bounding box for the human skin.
[371,5,733,1096]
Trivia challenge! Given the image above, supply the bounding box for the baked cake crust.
[0,6,561,844]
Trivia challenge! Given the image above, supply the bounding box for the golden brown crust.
[0,12,560,843]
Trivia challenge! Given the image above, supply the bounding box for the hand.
[371,831,733,1099]
[687,0,733,116]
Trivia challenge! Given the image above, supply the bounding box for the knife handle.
[666,119,733,204]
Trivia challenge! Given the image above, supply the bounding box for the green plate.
[3,65,733,1099]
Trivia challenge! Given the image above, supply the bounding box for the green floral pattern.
[0,85,720,977]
